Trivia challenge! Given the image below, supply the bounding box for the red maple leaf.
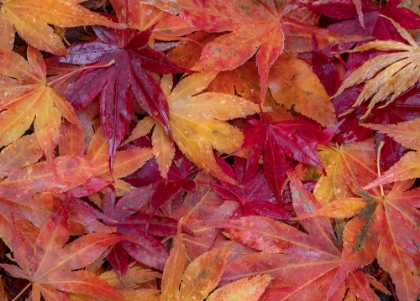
[242,116,334,199]
[61,25,187,165]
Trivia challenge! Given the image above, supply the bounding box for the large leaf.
[138,72,259,183]
[0,203,126,301]
[214,173,347,300]
[0,0,118,54]
[299,180,420,301]
[144,0,356,100]
[62,26,186,165]
[0,47,81,161]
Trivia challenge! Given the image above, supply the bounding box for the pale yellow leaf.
[165,72,259,183]
[207,274,272,301]
[334,19,420,119]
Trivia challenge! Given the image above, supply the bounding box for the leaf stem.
[47,59,115,86]
[12,282,31,301]
[376,140,385,197]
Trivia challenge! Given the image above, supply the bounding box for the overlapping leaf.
[101,187,173,271]
[144,0,357,100]
[130,72,259,183]
[334,17,420,119]
[160,223,271,301]
[62,25,187,166]
[85,126,153,195]
[362,119,420,187]
[314,140,377,204]
[298,179,420,301]
[0,203,126,301]
[214,173,385,300]
[0,0,118,54]
[268,52,336,127]
[110,0,195,41]
[0,47,81,161]
[242,117,333,199]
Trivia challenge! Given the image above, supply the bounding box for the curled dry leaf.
[334,17,420,119]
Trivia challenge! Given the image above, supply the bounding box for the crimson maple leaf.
[242,116,334,199]
[100,187,175,272]
[212,158,293,220]
[61,25,187,165]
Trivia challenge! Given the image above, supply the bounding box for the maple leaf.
[214,172,386,300]
[334,17,420,119]
[160,222,271,301]
[212,157,293,220]
[110,0,195,41]
[0,0,119,54]
[101,187,173,271]
[0,47,82,161]
[361,119,420,187]
[268,52,336,127]
[314,140,378,204]
[61,25,187,166]
[164,173,237,260]
[0,153,104,246]
[85,126,153,195]
[123,116,175,179]
[242,117,333,199]
[138,72,259,183]
[311,0,420,43]
[0,155,100,199]
[98,262,161,300]
[143,0,356,101]
[0,203,126,301]
[203,59,292,123]
[302,179,420,301]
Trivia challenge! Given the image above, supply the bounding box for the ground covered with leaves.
[0,0,419,300]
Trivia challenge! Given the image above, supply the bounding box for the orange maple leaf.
[85,126,153,195]
[0,47,83,162]
[143,0,354,101]
[214,173,387,300]
[298,179,420,301]
[0,203,126,301]
[0,0,118,54]
[314,140,378,204]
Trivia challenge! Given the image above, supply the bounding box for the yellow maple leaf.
[127,72,259,183]
[124,116,175,179]
[167,72,260,183]
[0,47,81,161]
[334,17,420,119]
[314,141,377,204]
[0,0,118,54]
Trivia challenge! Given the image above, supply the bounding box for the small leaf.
[207,274,272,301]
